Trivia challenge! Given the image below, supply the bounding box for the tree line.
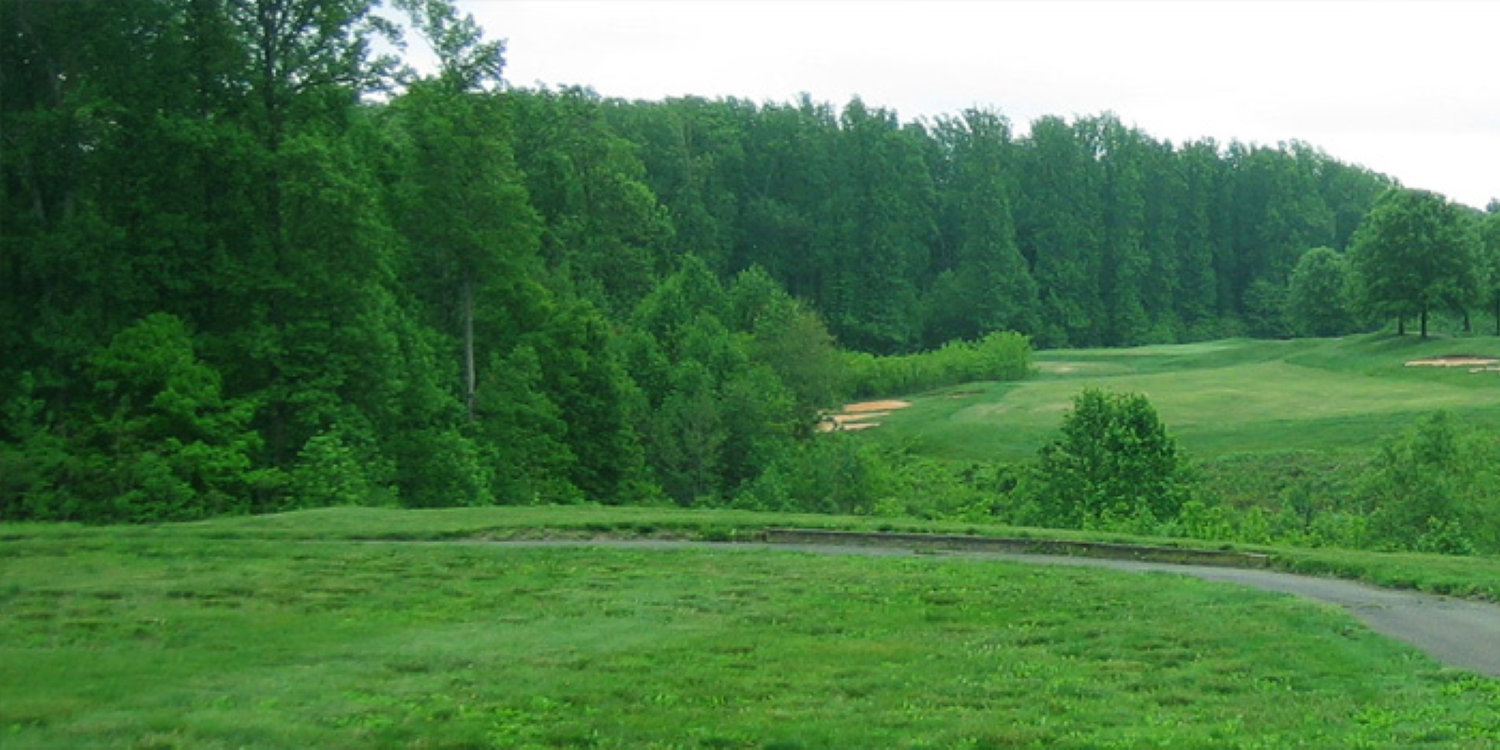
[2,0,1497,522]
[594,94,1498,348]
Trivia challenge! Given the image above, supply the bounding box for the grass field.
[4,508,1499,748]
[864,334,1500,462]
[6,335,1498,747]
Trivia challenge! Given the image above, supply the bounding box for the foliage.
[1349,188,1484,337]
[1030,389,1190,529]
[845,331,1031,398]
[2,314,266,522]
[1286,246,1358,336]
[736,433,888,515]
[1355,412,1500,555]
[1480,206,1500,334]
[3,0,1491,527]
[729,265,847,412]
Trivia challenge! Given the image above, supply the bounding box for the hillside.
[856,334,1500,462]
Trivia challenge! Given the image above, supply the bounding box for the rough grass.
[3,516,1498,748]
[867,334,1500,462]
[12,505,1496,598]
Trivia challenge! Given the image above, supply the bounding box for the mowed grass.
[3,516,1499,748]
[869,334,1500,461]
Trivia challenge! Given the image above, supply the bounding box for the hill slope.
[860,335,1500,462]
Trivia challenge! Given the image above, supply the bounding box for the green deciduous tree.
[1286,247,1356,337]
[1015,117,1105,347]
[390,0,539,422]
[1031,389,1189,529]
[822,99,935,353]
[1349,188,1483,337]
[67,314,263,521]
[1480,203,1500,334]
[509,87,675,316]
[391,83,539,429]
[729,265,846,412]
[925,109,1039,345]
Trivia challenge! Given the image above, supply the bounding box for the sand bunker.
[841,400,912,413]
[1405,354,1500,370]
[819,400,912,432]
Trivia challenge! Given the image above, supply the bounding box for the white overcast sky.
[451,0,1499,209]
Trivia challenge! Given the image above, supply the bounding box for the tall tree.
[735,97,838,298]
[604,96,752,277]
[1173,140,1227,337]
[1222,143,1335,334]
[1085,115,1152,345]
[925,108,1039,345]
[821,99,935,353]
[509,87,675,316]
[1349,188,1483,338]
[1015,116,1105,347]
[1481,203,1500,334]
[390,0,540,421]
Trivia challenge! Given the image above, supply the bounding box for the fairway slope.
[867,334,1500,461]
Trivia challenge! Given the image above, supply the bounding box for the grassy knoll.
[4,509,1499,748]
[865,334,1500,462]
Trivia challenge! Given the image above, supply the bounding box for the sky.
[451,0,1500,209]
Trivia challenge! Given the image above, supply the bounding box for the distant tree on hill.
[925,109,1039,345]
[1348,189,1482,338]
[1481,203,1500,334]
[1286,247,1357,337]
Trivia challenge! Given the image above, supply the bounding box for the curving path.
[493,539,1500,678]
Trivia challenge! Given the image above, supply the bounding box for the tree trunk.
[1398,317,1406,336]
[462,278,476,422]
[1420,308,1429,339]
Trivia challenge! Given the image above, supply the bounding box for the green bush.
[1356,412,1500,554]
[4,314,266,522]
[1028,388,1190,529]
[846,331,1031,398]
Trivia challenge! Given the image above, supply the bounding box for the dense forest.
[4,0,1498,525]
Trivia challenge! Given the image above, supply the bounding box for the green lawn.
[3,514,1498,748]
[867,334,1500,461]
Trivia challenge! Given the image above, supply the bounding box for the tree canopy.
[1349,189,1483,337]
[2,0,1491,523]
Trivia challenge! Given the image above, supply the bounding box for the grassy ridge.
[866,335,1500,462]
[6,505,1499,598]
[2,511,1497,748]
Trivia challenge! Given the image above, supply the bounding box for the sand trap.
[819,400,912,433]
[833,412,890,424]
[1406,355,1500,368]
[842,400,912,413]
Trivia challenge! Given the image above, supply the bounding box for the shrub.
[846,331,1031,398]
[1357,412,1500,554]
[1028,388,1190,529]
